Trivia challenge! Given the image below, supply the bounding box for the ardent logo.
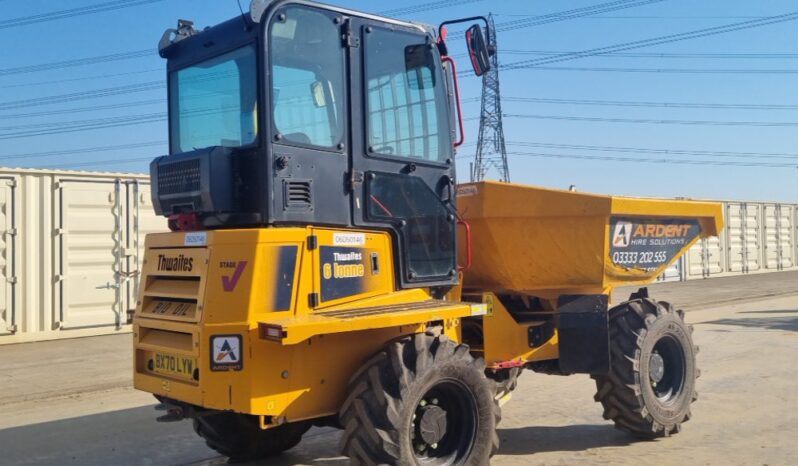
[157,254,194,272]
[612,222,632,248]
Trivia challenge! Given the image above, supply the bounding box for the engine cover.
[150,146,234,217]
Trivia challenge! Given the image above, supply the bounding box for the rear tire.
[592,298,698,438]
[339,332,500,465]
[193,412,310,461]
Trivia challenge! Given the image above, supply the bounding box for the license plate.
[151,352,197,381]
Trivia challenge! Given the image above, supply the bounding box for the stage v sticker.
[210,335,243,371]
[609,217,701,271]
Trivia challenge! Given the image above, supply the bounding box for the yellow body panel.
[457,181,724,299]
[133,227,473,423]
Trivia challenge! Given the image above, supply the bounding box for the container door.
[778,205,794,269]
[55,179,124,329]
[727,202,761,274]
[764,204,793,270]
[125,181,168,315]
[0,177,16,335]
[687,236,724,278]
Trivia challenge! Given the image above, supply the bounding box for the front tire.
[193,412,310,461]
[339,332,500,465]
[592,298,698,438]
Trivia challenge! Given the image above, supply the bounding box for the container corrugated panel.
[726,202,762,274]
[0,168,167,345]
[763,204,794,271]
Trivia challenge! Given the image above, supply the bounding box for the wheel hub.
[418,404,448,445]
[649,352,665,383]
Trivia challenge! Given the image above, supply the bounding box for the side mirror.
[465,24,491,76]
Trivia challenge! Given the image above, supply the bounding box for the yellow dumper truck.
[132,1,723,464]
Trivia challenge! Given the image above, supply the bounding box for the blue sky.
[1,0,797,202]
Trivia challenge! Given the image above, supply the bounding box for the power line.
[0,49,153,76]
[460,150,798,169]
[0,99,164,120]
[504,11,798,69]
[0,112,166,132]
[493,14,771,20]
[493,0,665,34]
[506,65,798,74]
[496,49,798,60]
[0,114,166,140]
[379,0,485,17]
[463,96,798,110]
[0,141,166,161]
[504,141,798,160]
[503,113,798,127]
[0,81,164,111]
[0,0,165,30]
[504,151,798,168]
[449,0,665,39]
[0,68,162,89]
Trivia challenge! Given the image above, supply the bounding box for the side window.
[270,7,345,148]
[367,173,455,281]
[366,28,450,163]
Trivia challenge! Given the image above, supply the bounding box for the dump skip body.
[457,181,724,299]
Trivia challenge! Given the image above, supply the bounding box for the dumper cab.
[150,0,465,289]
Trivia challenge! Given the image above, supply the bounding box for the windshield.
[169,45,257,153]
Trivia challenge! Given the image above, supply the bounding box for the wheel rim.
[412,379,478,466]
[648,335,687,403]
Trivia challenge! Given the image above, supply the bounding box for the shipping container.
[0,168,166,345]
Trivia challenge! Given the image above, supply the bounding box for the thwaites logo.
[157,254,194,272]
[322,251,365,280]
[210,335,243,371]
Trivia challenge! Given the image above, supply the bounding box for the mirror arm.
[438,16,491,51]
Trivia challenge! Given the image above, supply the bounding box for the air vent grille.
[158,159,201,195]
[284,180,312,209]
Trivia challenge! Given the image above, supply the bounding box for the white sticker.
[333,232,365,247]
[184,232,207,247]
[211,335,243,371]
[457,185,479,197]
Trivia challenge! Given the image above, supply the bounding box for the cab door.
[347,18,458,289]
[266,5,350,226]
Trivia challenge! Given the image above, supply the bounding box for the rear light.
[259,323,286,342]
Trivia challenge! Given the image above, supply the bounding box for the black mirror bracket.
[437,16,493,76]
